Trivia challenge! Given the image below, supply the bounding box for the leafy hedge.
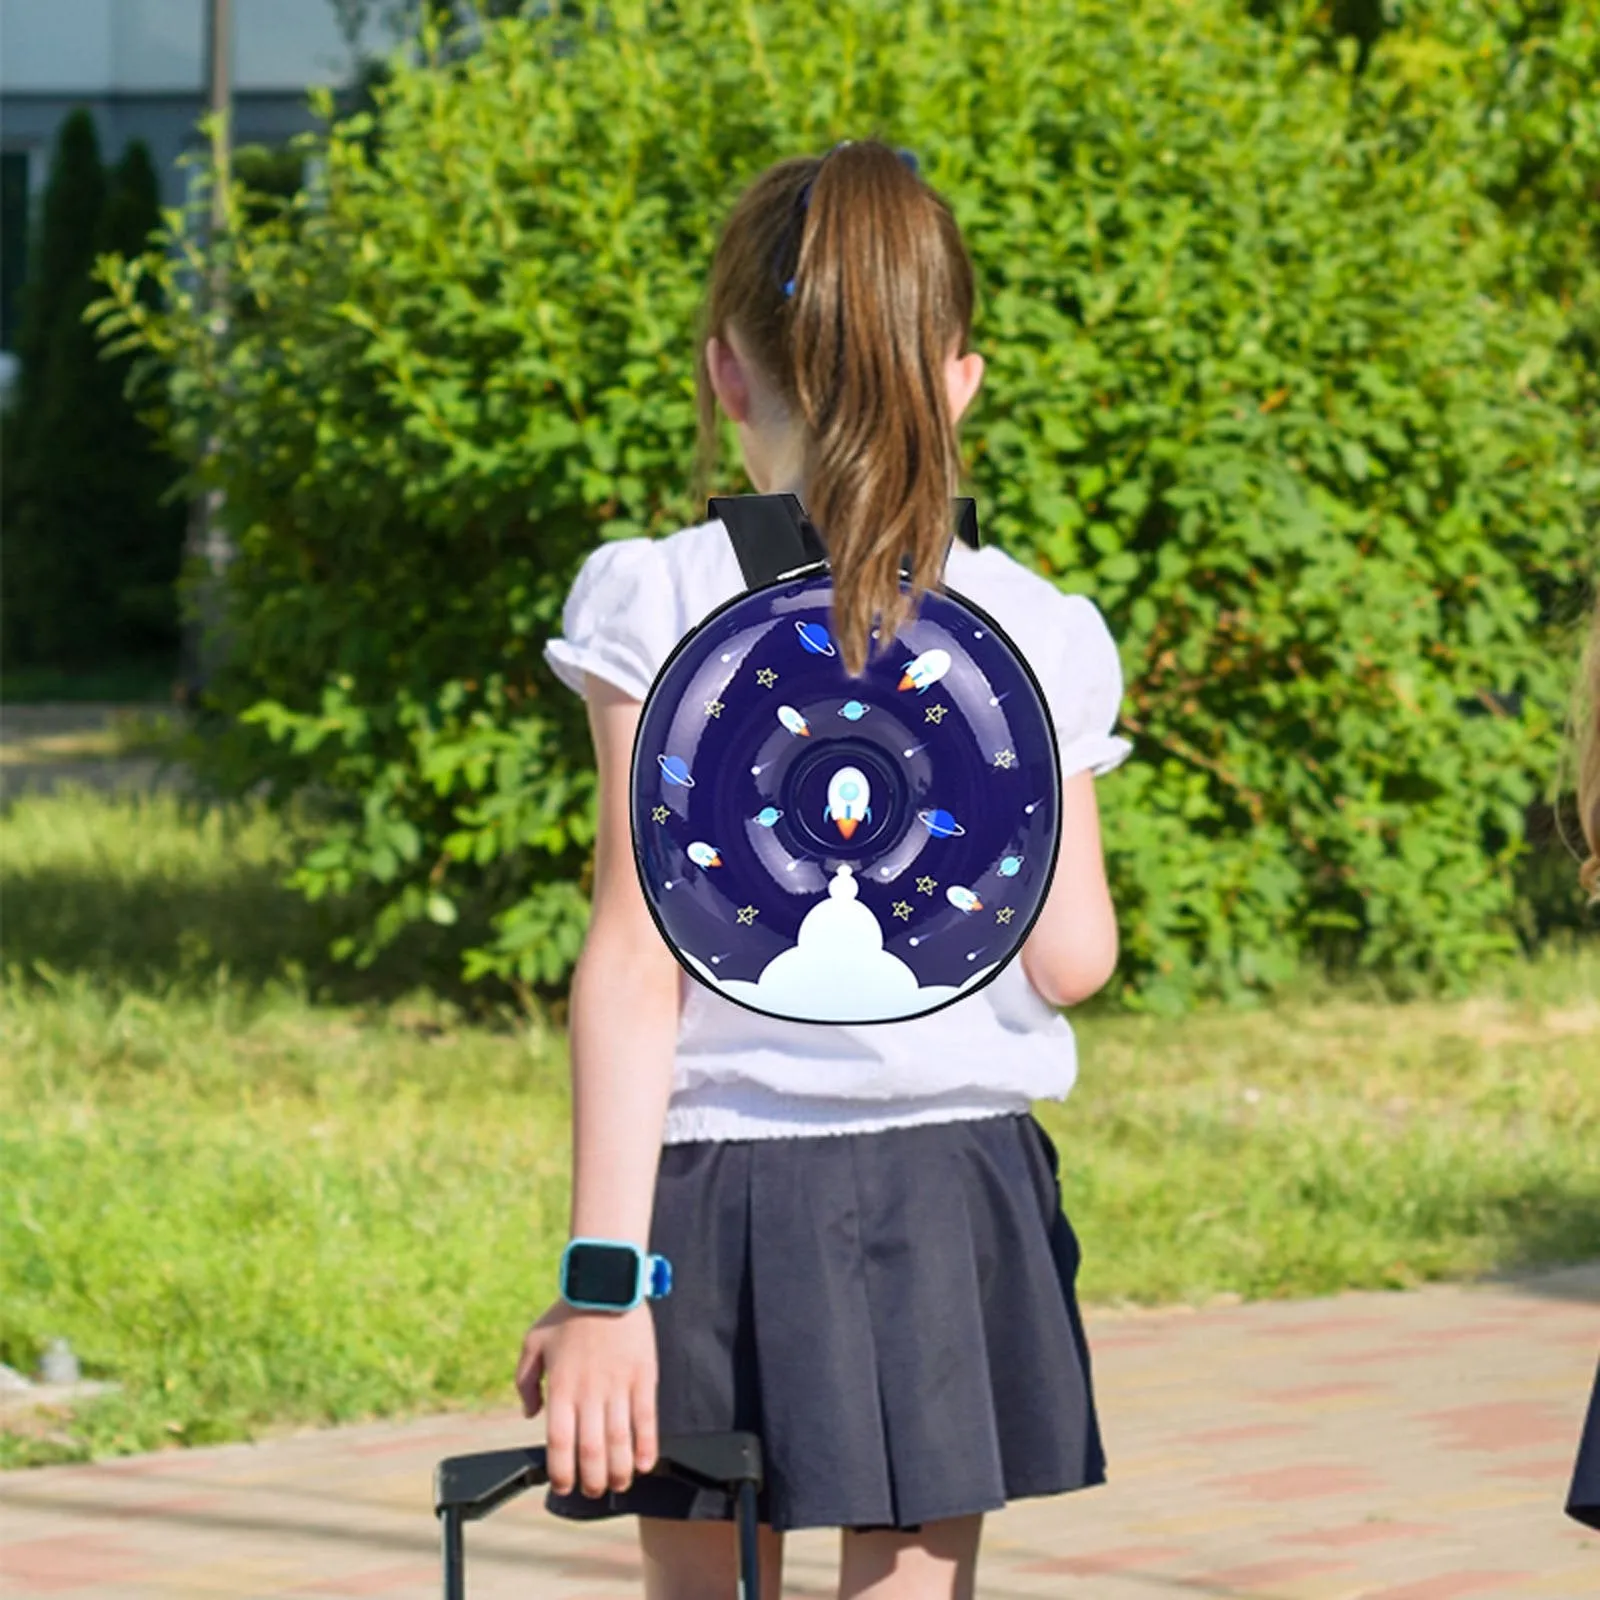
[99,0,1597,1009]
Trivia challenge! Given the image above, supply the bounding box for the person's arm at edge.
[1020,769,1118,1007]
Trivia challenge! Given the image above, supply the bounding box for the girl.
[515,140,1130,1600]
[1566,591,1599,1534]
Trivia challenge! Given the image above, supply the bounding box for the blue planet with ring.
[796,621,835,656]
[657,754,695,787]
[838,699,868,721]
[998,855,1023,877]
[918,808,966,839]
[754,806,784,828]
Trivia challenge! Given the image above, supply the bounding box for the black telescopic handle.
[734,1477,761,1600]
[435,1432,764,1600]
[441,1504,465,1600]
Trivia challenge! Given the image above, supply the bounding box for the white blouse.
[546,516,1132,1143]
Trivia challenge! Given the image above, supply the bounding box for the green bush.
[1280,0,1600,346]
[97,0,1597,1008]
[1255,0,1600,945]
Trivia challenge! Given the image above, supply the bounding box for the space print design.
[630,575,1060,1025]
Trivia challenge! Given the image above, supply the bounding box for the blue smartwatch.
[559,1238,673,1314]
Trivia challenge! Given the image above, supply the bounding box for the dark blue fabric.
[546,1113,1104,1533]
[1569,1359,1600,1530]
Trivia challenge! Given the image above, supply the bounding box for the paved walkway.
[2,1268,1596,1599]
[0,703,183,799]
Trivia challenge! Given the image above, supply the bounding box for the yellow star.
[755,667,778,688]
[705,699,725,718]
[916,875,937,895]
[651,805,670,824]
[995,906,1015,925]
[892,900,913,921]
[993,748,1017,770]
[736,904,759,926]
[925,703,948,724]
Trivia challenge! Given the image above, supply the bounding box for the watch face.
[564,1244,639,1307]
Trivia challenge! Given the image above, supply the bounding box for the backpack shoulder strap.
[708,494,982,593]
[954,498,981,551]
[709,494,825,590]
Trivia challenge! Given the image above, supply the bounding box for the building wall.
[0,0,393,204]
[1,0,381,97]
[0,0,394,355]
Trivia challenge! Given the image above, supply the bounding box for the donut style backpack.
[630,495,1063,1025]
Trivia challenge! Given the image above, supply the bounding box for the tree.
[1,110,107,667]
[91,141,185,656]
[2,121,184,670]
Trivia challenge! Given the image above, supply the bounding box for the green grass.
[2,787,1597,1468]
[1,977,570,1469]
[1040,963,1600,1305]
[0,784,478,1005]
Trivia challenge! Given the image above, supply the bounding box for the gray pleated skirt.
[545,1112,1105,1533]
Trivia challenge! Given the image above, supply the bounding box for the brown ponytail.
[696,141,975,674]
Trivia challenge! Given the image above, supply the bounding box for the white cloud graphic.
[687,866,994,1023]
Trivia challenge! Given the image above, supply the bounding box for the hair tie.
[780,146,923,299]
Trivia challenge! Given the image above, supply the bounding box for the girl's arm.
[515,676,682,1500]
[567,677,682,1243]
[1021,769,1119,1007]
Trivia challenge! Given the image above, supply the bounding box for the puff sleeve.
[543,539,680,703]
[1041,594,1133,779]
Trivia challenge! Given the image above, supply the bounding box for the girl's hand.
[515,1299,659,1497]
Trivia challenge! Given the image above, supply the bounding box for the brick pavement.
[2,1266,1595,1599]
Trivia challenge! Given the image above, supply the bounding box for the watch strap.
[646,1253,672,1300]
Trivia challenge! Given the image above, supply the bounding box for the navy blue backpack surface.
[629,493,1064,1026]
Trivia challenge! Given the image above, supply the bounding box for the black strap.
[954,497,979,552]
[710,494,982,593]
[709,494,824,590]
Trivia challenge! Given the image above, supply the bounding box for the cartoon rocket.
[824,766,873,840]
[686,841,722,868]
[777,704,811,737]
[898,648,952,693]
[946,884,983,913]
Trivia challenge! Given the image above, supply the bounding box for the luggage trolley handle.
[435,1431,764,1600]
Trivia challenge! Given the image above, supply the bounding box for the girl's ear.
[946,350,985,425]
[706,335,753,426]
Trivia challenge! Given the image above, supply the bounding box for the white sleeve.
[1041,594,1133,779]
[543,539,678,702]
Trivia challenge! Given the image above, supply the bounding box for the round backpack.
[630,494,1062,1025]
